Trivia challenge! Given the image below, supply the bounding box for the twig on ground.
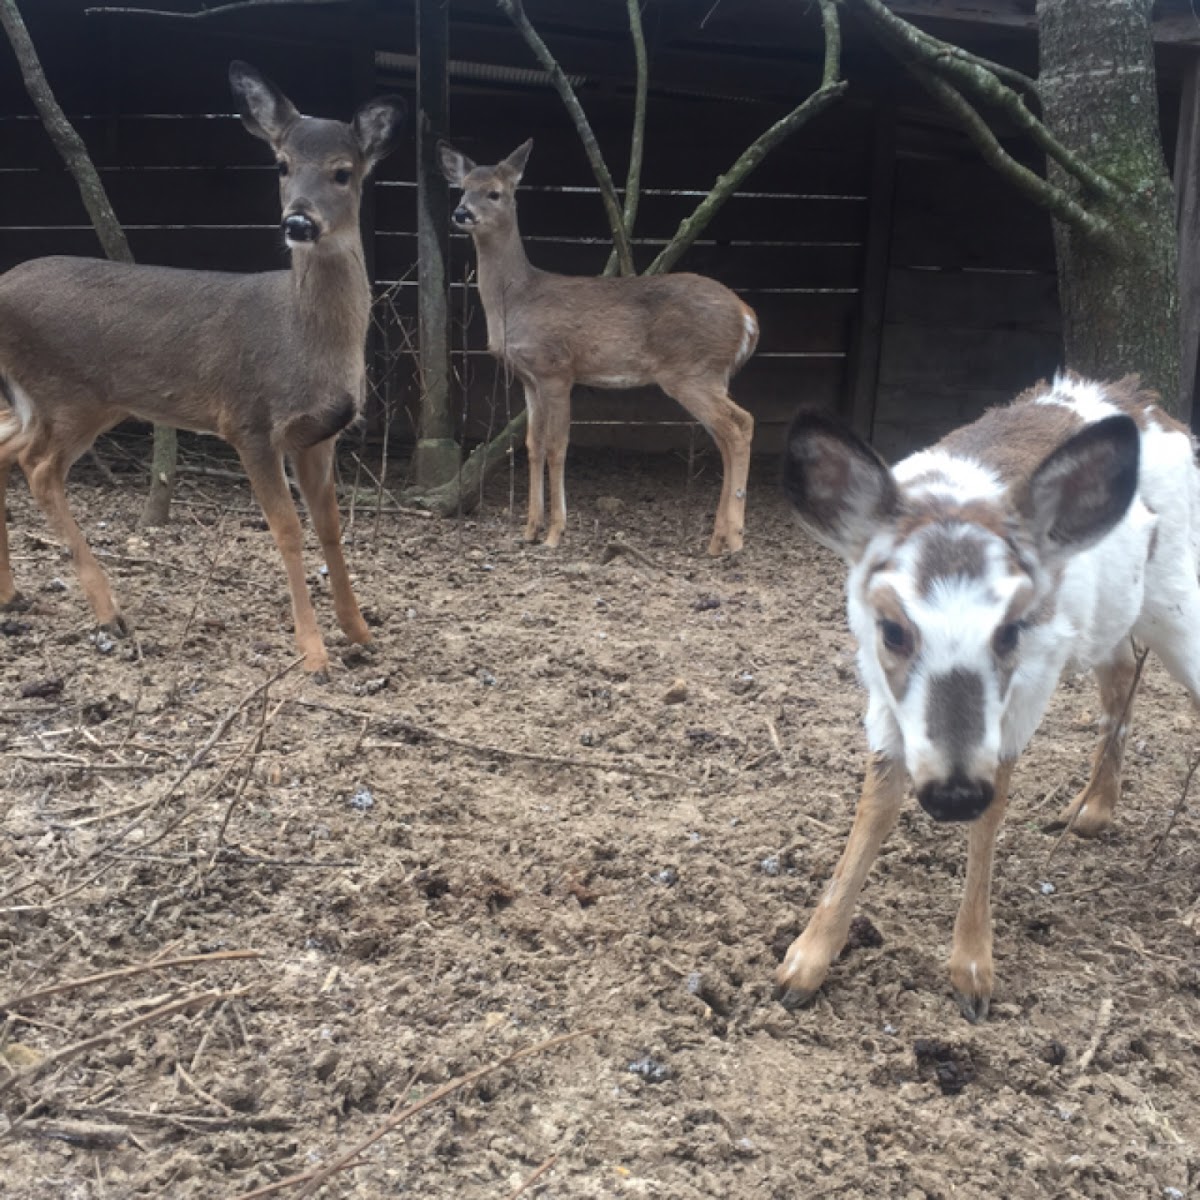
[175,1061,236,1115]
[505,1154,559,1200]
[238,1029,597,1199]
[21,1118,132,1149]
[600,539,660,571]
[0,949,260,1011]
[1071,994,1114,1084]
[210,695,286,864]
[66,1105,295,1133]
[1148,748,1200,865]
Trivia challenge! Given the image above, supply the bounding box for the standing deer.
[439,140,758,555]
[777,375,1200,1020]
[0,62,406,673]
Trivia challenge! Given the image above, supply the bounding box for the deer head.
[782,410,1140,822]
[438,140,533,239]
[229,61,406,248]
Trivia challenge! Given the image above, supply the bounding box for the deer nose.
[452,206,475,227]
[917,774,994,823]
[282,212,320,243]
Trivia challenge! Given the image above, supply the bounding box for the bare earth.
[1,446,1197,1199]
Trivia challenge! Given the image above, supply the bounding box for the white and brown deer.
[0,62,406,673]
[439,140,758,555]
[778,375,1200,1020]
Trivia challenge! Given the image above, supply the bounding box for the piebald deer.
[439,140,758,555]
[0,63,405,673]
[778,375,1200,1020]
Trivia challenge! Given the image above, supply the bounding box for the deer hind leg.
[290,440,370,646]
[19,428,124,633]
[660,377,753,555]
[237,445,328,674]
[522,383,547,544]
[949,762,1013,1022]
[541,382,572,549]
[776,755,906,1007]
[0,462,18,606]
[1052,639,1139,838]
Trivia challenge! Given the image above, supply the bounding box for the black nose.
[282,212,319,243]
[917,775,994,822]
[453,206,475,227]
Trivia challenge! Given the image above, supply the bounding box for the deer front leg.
[1052,642,1138,838]
[777,755,906,1007]
[237,446,328,674]
[542,384,572,549]
[290,440,370,646]
[948,762,1013,1022]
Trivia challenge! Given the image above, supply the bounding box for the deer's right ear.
[503,139,534,183]
[439,142,475,187]
[229,61,299,145]
[782,409,898,562]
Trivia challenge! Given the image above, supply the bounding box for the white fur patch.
[1033,374,1120,424]
[737,312,758,366]
[0,377,34,443]
[893,450,1004,502]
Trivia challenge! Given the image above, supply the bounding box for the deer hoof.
[775,938,832,1010]
[949,957,993,1023]
[99,614,129,638]
[1048,795,1114,839]
[953,988,991,1024]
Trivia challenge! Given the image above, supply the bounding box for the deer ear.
[782,409,898,563]
[353,95,407,173]
[439,141,475,186]
[229,61,299,145]
[502,139,534,183]
[1018,414,1139,566]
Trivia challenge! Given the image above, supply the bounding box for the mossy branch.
[908,64,1117,247]
[646,0,846,276]
[603,0,650,277]
[497,0,635,276]
[841,0,1123,206]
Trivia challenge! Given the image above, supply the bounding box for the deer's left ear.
[353,96,407,173]
[782,409,898,563]
[1018,414,1140,566]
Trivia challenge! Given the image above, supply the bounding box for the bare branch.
[604,0,650,276]
[908,64,1117,247]
[841,0,1123,204]
[497,0,635,275]
[0,0,130,263]
[647,0,846,276]
[85,0,344,18]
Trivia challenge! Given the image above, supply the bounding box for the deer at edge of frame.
[439,139,758,555]
[776,374,1200,1021]
[0,62,406,674]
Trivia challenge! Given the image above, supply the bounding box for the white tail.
[776,375,1200,1020]
[440,139,758,555]
[0,63,406,673]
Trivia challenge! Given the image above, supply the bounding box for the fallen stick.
[505,1154,558,1200]
[0,949,260,1011]
[1071,994,1114,1085]
[68,1105,295,1133]
[237,1028,597,1199]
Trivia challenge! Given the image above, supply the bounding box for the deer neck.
[472,219,534,353]
[288,235,372,370]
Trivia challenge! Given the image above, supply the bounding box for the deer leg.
[660,379,753,555]
[949,762,1014,1022]
[1052,640,1138,838]
[776,755,906,1007]
[237,446,328,674]
[522,384,547,543]
[0,462,16,606]
[21,445,124,633]
[542,383,572,549]
[290,440,370,646]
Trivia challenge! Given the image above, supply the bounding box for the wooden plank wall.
[0,0,1075,461]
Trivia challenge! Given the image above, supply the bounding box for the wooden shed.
[2,0,1198,463]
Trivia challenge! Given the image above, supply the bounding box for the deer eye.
[334,167,352,185]
[879,619,912,656]
[993,622,1022,657]
[487,190,501,201]
[277,161,289,177]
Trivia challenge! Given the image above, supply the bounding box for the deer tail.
[735,304,759,371]
[0,372,33,450]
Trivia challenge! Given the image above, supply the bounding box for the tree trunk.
[1037,0,1180,411]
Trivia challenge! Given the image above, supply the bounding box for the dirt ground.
[1,440,1198,1200]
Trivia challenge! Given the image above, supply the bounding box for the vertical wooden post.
[845,100,896,442]
[1175,57,1200,428]
[412,0,459,486]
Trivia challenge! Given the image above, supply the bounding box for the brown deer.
[0,62,405,673]
[777,375,1200,1021]
[439,140,758,555]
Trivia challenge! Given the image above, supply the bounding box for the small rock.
[0,619,30,637]
[663,679,689,705]
[692,595,722,613]
[759,854,782,877]
[627,1056,671,1084]
[43,578,68,594]
[476,668,497,687]
[1039,880,1056,895]
[1041,1040,1067,1067]
[349,788,375,812]
[651,867,678,887]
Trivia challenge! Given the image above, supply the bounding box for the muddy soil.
[1,443,1197,1199]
